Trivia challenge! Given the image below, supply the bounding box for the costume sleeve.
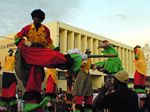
[101,46,118,56]
[44,25,55,49]
[14,25,30,45]
[82,59,91,73]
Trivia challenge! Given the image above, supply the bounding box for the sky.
[0,0,150,47]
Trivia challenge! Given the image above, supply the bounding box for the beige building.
[0,21,136,91]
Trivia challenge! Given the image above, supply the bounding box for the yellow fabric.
[45,68,57,84]
[26,24,48,47]
[3,55,15,72]
[82,58,92,73]
[134,48,147,75]
[0,61,2,71]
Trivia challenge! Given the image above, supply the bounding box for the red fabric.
[16,25,30,38]
[67,85,73,93]
[75,96,84,105]
[46,75,56,93]
[26,66,43,92]
[2,82,16,98]
[134,70,145,86]
[84,96,93,105]
[18,40,66,67]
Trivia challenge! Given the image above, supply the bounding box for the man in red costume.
[14,9,67,112]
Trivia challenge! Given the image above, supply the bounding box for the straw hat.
[114,70,129,83]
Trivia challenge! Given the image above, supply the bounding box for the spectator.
[138,93,149,112]
[93,70,139,112]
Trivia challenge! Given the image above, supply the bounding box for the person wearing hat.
[0,48,17,112]
[73,48,93,112]
[85,48,91,55]
[133,45,147,93]
[93,70,139,112]
[93,40,123,75]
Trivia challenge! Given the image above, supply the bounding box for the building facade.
[0,21,136,91]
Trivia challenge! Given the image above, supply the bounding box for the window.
[57,71,66,80]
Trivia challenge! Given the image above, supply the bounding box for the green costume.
[95,45,123,74]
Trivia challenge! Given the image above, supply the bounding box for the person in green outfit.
[94,40,123,75]
[92,40,124,96]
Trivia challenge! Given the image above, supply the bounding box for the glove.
[24,41,32,47]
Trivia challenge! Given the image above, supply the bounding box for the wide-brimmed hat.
[8,48,14,53]
[102,40,109,43]
[114,70,129,83]
[85,48,91,54]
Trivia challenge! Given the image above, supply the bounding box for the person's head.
[98,40,110,49]
[134,45,141,52]
[8,48,14,56]
[31,9,45,26]
[85,48,91,55]
[113,70,129,89]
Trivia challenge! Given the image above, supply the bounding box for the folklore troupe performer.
[65,48,83,112]
[94,40,123,75]
[66,48,82,93]
[133,45,147,93]
[92,40,123,95]
[0,48,17,112]
[14,9,67,112]
[73,48,93,112]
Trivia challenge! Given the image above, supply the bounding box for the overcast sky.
[0,0,150,47]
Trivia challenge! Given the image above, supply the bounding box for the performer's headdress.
[134,45,141,49]
[98,40,110,48]
[102,40,109,43]
[85,48,91,54]
[8,48,14,53]
[31,9,45,22]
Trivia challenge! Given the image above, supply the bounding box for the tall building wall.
[48,21,134,72]
[47,21,135,89]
